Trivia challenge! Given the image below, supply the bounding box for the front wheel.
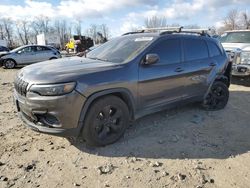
[3,59,16,69]
[203,81,229,111]
[49,57,57,60]
[82,96,130,146]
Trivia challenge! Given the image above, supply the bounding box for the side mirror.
[144,54,159,65]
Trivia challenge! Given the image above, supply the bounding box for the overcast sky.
[0,0,250,36]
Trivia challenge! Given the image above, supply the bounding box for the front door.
[138,38,188,109]
[17,46,37,64]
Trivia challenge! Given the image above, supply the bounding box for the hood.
[18,56,122,84]
[0,51,10,57]
[222,43,250,52]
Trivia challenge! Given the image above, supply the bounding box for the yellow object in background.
[66,40,75,49]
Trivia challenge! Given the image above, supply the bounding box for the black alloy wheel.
[203,81,229,111]
[82,96,129,146]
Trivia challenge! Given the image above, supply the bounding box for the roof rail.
[142,27,183,32]
[122,30,145,36]
[160,28,211,37]
[122,27,183,36]
[122,27,211,37]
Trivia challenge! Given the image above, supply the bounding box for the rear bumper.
[232,64,250,76]
[14,89,86,137]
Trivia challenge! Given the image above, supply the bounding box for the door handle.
[209,62,216,67]
[175,67,184,72]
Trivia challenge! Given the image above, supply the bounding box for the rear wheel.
[3,59,15,69]
[82,96,130,146]
[203,81,229,111]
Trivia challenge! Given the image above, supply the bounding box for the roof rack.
[142,27,183,32]
[122,27,183,36]
[122,30,145,36]
[122,26,211,37]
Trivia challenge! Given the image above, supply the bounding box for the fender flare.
[203,74,229,100]
[76,88,136,135]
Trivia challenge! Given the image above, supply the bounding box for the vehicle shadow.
[231,76,250,87]
[72,90,250,160]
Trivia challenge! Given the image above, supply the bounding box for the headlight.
[29,82,76,96]
[241,51,250,64]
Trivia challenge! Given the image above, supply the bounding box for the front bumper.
[14,89,86,136]
[232,64,250,76]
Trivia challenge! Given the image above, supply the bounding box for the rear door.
[138,38,189,109]
[182,38,216,98]
[35,46,53,62]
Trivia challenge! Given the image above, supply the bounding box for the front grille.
[14,77,29,96]
[226,50,235,63]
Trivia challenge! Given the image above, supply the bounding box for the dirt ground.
[0,68,250,188]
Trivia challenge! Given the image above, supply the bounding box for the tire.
[203,81,229,111]
[82,96,130,146]
[3,59,16,69]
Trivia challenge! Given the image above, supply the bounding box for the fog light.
[36,114,60,128]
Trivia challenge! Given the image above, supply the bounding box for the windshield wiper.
[88,57,108,62]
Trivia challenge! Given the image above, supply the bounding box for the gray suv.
[14,29,231,146]
[1,45,61,69]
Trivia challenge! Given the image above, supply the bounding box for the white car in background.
[220,30,250,76]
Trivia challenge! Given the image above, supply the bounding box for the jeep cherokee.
[14,29,231,146]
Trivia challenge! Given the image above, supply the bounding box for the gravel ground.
[0,68,250,188]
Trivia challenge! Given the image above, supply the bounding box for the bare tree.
[144,16,167,28]
[100,24,110,39]
[74,20,82,36]
[16,20,31,45]
[0,24,4,40]
[0,18,14,47]
[241,11,250,29]
[88,24,98,43]
[32,16,50,34]
[54,20,71,48]
[223,9,239,30]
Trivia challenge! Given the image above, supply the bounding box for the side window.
[20,47,32,53]
[184,39,209,61]
[149,39,181,64]
[207,41,222,57]
[37,46,50,51]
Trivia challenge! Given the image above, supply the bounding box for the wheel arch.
[76,88,136,135]
[3,58,17,68]
[4,58,17,64]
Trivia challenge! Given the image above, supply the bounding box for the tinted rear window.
[149,39,181,64]
[183,39,208,61]
[207,41,221,57]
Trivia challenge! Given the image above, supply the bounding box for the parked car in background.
[14,28,231,146]
[0,45,10,56]
[220,30,250,76]
[0,45,61,69]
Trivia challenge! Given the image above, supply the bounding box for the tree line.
[144,9,250,35]
[0,16,110,49]
[0,9,249,49]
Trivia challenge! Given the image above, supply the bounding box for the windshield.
[10,46,26,53]
[220,32,250,43]
[86,35,155,63]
